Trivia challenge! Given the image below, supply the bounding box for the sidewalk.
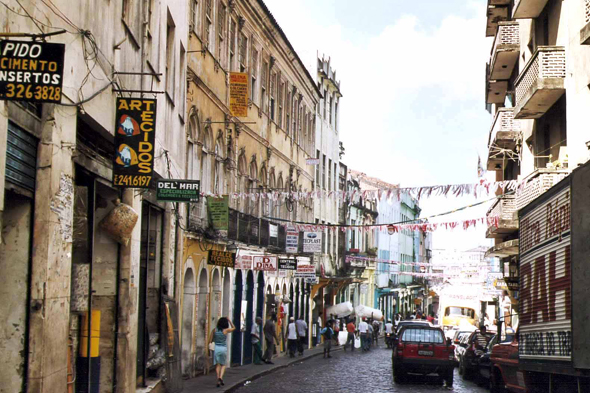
[183,345,342,393]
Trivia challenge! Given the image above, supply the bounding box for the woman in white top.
[287,317,299,358]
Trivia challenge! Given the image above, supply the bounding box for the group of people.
[286,315,309,358]
[339,318,382,352]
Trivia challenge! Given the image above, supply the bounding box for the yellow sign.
[229,72,248,117]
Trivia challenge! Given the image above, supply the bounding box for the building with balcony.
[183,0,321,377]
[482,0,590,327]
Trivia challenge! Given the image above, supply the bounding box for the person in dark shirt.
[263,313,278,364]
[320,321,335,358]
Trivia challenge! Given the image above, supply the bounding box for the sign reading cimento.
[207,250,235,268]
[156,179,200,202]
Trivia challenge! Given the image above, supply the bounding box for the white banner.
[253,255,278,272]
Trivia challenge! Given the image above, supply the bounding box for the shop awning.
[485,239,519,258]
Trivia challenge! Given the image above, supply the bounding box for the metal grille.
[6,122,38,191]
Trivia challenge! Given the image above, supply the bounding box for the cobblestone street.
[235,345,489,393]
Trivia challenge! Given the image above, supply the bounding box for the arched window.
[249,160,258,217]
[200,126,213,194]
[187,110,201,181]
[269,170,276,219]
[237,151,247,212]
[260,166,268,216]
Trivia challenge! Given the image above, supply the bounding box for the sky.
[264,0,496,251]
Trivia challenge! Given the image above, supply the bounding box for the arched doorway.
[294,280,300,319]
[256,273,265,320]
[181,268,196,376]
[244,271,254,364]
[210,269,221,328]
[231,270,243,366]
[305,283,310,324]
[195,267,209,370]
[289,283,294,317]
[222,268,231,316]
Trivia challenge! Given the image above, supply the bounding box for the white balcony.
[486,4,510,37]
[516,168,570,211]
[514,46,566,119]
[486,195,518,239]
[490,22,520,80]
[487,108,521,171]
[513,0,550,19]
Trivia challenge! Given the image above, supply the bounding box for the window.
[329,94,334,125]
[285,88,291,134]
[292,97,297,140]
[122,0,141,45]
[217,2,226,64]
[239,33,247,72]
[322,154,326,190]
[278,79,284,127]
[214,135,224,194]
[190,0,199,34]
[334,100,338,132]
[229,19,236,71]
[179,45,186,119]
[327,230,331,255]
[204,0,213,49]
[165,16,176,102]
[333,162,337,191]
[315,150,320,189]
[269,72,276,121]
[322,89,327,119]
[328,158,332,191]
[251,49,258,102]
[261,60,268,112]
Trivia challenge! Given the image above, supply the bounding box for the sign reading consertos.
[113,98,157,188]
[0,40,65,103]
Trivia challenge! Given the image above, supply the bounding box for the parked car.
[392,325,455,386]
[395,320,432,335]
[452,331,473,363]
[457,329,494,380]
[478,333,515,386]
[490,331,529,393]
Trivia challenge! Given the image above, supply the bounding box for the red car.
[392,325,456,386]
[490,331,529,393]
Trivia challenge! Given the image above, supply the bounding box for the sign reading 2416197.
[113,98,157,188]
[0,40,65,103]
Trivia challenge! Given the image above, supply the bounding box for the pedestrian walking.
[207,317,236,388]
[295,314,308,355]
[358,318,369,351]
[251,317,264,365]
[263,313,278,364]
[344,319,356,352]
[367,321,374,350]
[372,319,380,347]
[320,321,335,358]
[287,317,298,358]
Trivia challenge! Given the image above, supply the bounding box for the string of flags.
[345,256,492,269]
[198,179,521,203]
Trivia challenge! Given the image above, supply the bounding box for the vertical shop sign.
[207,196,229,233]
[113,98,157,188]
[229,72,248,117]
[0,40,65,103]
[286,226,299,254]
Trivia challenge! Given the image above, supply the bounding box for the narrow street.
[235,345,488,393]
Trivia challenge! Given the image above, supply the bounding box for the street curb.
[223,347,343,392]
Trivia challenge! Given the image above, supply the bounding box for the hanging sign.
[0,40,65,103]
[207,196,229,231]
[286,226,299,253]
[207,250,235,268]
[113,98,157,188]
[303,232,322,253]
[156,179,200,202]
[235,253,253,270]
[229,72,248,117]
[253,255,278,272]
[269,223,278,238]
[295,264,316,279]
[278,258,296,271]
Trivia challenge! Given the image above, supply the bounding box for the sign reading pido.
[113,98,156,188]
[0,40,65,103]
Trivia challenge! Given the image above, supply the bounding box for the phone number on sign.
[114,174,152,187]
[4,83,61,101]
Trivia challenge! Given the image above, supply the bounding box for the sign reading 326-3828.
[0,40,65,103]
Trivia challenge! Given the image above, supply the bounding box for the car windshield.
[445,307,475,318]
[402,328,444,343]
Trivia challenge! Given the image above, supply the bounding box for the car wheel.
[393,366,406,384]
[461,360,471,380]
[458,358,464,375]
[445,368,454,387]
[490,368,506,393]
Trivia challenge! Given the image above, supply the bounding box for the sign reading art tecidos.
[229,72,248,117]
[207,250,236,268]
[113,98,157,188]
[0,40,65,103]
[156,179,200,202]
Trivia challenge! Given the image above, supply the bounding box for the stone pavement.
[183,344,342,393]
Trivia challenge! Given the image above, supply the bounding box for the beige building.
[0,0,187,392]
